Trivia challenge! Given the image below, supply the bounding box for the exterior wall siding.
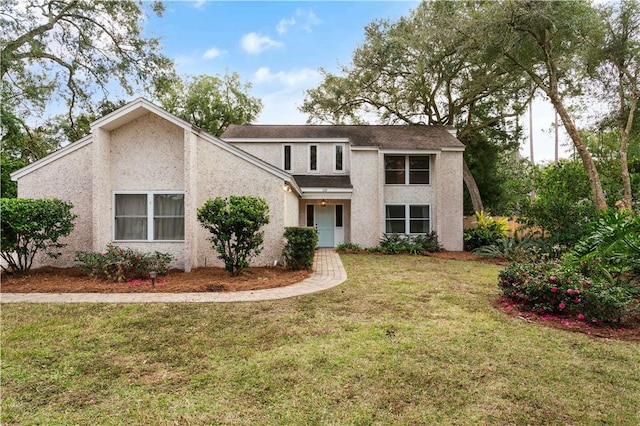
[17,144,94,268]
[435,151,464,250]
[350,150,380,247]
[196,140,290,268]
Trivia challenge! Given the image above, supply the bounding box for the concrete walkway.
[0,249,347,304]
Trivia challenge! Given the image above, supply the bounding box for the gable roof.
[11,99,301,194]
[222,124,465,151]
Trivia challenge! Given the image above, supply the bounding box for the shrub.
[0,198,76,273]
[498,260,638,323]
[371,233,442,254]
[565,209,640,285]
[336,242,362,252]
[464,210,510,251]
[75,245,173,282]
[282,227,318,270]
[474,236,537,262]
[197,196,270,276]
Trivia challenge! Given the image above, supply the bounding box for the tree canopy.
[154,72,262,137]
[1,0,172,118]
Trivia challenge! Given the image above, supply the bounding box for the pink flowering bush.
[498,260,636,323]
[75,245,173,282]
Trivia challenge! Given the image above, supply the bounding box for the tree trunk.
[463,158,484,213]
[551,98,609,211]
[619,94,636,209]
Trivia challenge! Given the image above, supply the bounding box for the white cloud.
[202,47,225,59]
[276,17,296,35]
[275,9,322,35]
[240,32,283,54]
[192,0,207,9]
[253,67,321,88]
[296,9,321,33]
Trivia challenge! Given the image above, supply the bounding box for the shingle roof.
[293,175,353,188]
[222,125,464,150]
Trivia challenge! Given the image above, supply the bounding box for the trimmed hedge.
[282,227,318,270]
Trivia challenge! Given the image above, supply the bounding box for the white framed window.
[114,192,185,241]
[334,144,344,172]
[385,204,430,234]
[309,144,318,172]
[384,155,430,184]
[283,144,292,171]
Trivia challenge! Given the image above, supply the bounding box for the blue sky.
[143,0,568,161]
[145,1,417,124]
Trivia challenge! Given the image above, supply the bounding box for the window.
[306,204,314,227]
[114,192,184,241]
[384,155,430,184]
[335,204,343,227]
[385,204,430,234]
[309,145,318,172]
[334,144,344,172]
[283,144,292,171]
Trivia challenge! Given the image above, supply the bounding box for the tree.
[0,198,76,273]
[154,73,262,136]
[471,0,610,211]
[0,155,26,198]
[1,0,172,154]
[197,196,270,276]
[300,1,533,213]
[592,0,640,209]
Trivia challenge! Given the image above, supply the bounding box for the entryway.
[315,204,334,247]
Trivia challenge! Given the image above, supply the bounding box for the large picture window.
[384,155,430,184]
[115,192,184,241]
[385,204,430,234]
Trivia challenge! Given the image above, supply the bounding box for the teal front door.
[315,205,334,248]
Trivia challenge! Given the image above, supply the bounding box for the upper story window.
[283,144,292,171]
[334,144,344,172]
[114,192,184,241]
[384,155,430,184]
[309,144,318,172]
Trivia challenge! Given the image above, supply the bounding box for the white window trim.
[113,190,185,242]
[282,144,293,172]
[333,144,345,173]
[384,155,431,186]
[384,203,431,235]
[308,144,319,173]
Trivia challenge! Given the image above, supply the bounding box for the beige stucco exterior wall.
[90,113,187,269]
[229,141,351,175]
[196,140,291,268]
[350,150,381,247]
[16,144,94,268]
[435,150,464,250]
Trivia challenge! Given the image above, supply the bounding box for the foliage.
[197,196,270,276]
[518,160,597,247]
[282,227,318,270]
[473,0,609,210]
[154,72,262,136]
[75,245,173,283]
[336,242,362,252]
[0,155,26,198]
[1,0,172,130]
[369,233,442,254]
[565,209,640,285]
[474,237,537,263]
[463,211,510,251]
[498,260,637,323]
[0,198,76,273]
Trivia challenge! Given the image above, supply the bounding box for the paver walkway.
[0,249,347,304]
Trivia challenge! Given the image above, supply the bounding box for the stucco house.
[11,98,465,271]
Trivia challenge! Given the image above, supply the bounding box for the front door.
[315,205,334,248]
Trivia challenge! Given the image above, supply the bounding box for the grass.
[2,254,639,425]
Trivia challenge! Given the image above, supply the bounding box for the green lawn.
[2,254,639,425]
